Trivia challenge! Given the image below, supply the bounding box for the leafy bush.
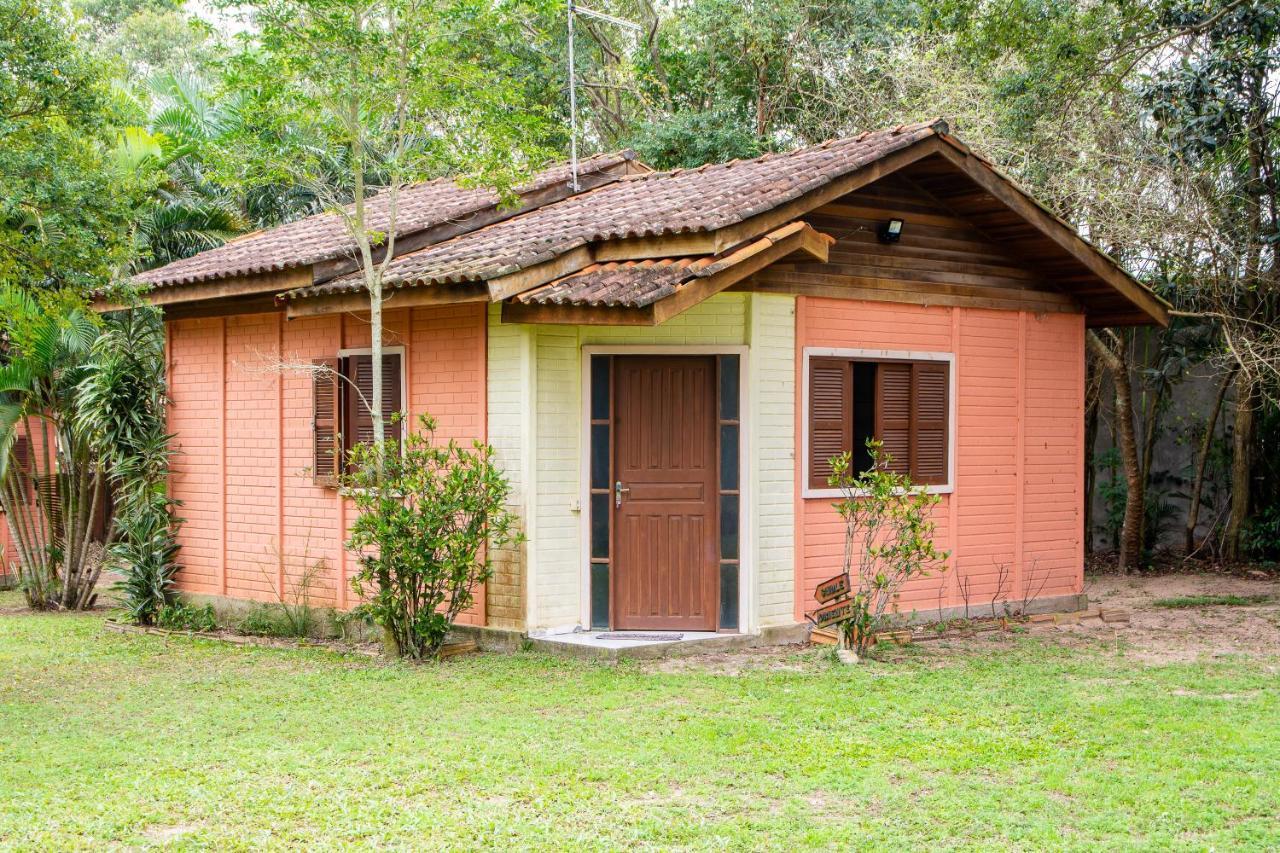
[830,440,948,660]
[157,602,216,632]
[1242,504,1280,561]
[344,415,521,659]
[77,306,181,625]
[237,604,292,637]
[110,498,181,626]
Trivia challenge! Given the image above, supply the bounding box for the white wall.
[487,293,797,633]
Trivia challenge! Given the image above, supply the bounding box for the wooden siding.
[749,172,1082,315]
[794,296,1085,619]
[166,304,487,622]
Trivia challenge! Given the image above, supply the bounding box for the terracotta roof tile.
[301,120,946,297]
[133,152,636,287]
[516,258,708,309]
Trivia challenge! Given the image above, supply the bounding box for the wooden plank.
[96,266,312,311]
[750,270,1080,311]
[810,597,857,629]
[592,231,721,262]
[814,572,851,603]
[162,295,283,320]
[502,301,656,325]
[285,282,489,319]
[710,139,952,252]
[487,245,595,301]
[742,279,1081,314]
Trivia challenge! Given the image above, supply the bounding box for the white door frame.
[578,344,754,634]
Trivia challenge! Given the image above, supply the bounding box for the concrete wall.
[795,297,1086,620]
[488,293,798,633]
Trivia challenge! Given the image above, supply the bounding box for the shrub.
[344,415,521,659]
[237,604,292,637]
[830,440,948,660]
[157,602,216,632]
[78,306,180,625]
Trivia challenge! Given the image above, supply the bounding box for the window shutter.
[312,357,341,487]
[37,473,62,542]
[876,363,912,475]
[9,437,31,503]
[808,358,851,489]
[380,353,403,445]
[912,363,949,485]
[346,353,404,453]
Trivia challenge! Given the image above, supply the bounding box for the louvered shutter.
[10,437,31,503]
[345,353,404,453]
[912,363,949,484]
[876,363,912,475]
[312,357,341,487]
[808,358,851,489]
[37,473,62,543]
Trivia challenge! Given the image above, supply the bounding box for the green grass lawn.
[2,598,1278,850]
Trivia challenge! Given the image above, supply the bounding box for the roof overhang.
[502,222,833,325]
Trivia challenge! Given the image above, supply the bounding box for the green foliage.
[344,415,522,659]
[0,287,104,609]
[627,109,763,170]
[1154,594,1273,609]
[214,0,555,216]
[0,0,139,291]
[237,604,294,637]
[77,307,179,625]
[242,553,329,638]
[1242,505,1280,561]
[829,440,948,660]
[6,606,1279,847]
[156,601,217,631]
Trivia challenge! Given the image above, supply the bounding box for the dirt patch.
[1079,573,1280,664]
[641,572,1280,673]
[642,644,821,676]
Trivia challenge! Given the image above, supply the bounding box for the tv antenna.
[567,1,641,191]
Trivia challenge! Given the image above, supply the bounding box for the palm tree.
[113,73,248,271]
[0,287,107,609]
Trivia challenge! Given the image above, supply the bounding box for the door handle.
[615,480,631,507]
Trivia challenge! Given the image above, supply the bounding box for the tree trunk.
[1185,366,1235,555]
[1088,331,1145,571]
[1223,372,1255,561]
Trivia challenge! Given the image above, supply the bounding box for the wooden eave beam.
[929,141,1170,327]
[94,266,312,311]
[283,281,489,319]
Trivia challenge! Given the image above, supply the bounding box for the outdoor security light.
[878,218,904,243]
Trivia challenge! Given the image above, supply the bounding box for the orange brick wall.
[166,304,488,622]
[794,297,1085,619]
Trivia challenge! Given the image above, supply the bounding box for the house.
[96,120,1168,644]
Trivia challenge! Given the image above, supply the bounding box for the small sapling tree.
[343,415,521,659]
[831,440,948,661]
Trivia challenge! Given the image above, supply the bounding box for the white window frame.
[335,345,409,453]
[801,346,956,499]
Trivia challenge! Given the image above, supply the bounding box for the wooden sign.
[814,573,850,603]
[810,597,856,629]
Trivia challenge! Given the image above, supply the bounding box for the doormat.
[594,632,684,641]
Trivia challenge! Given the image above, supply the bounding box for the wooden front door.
[613,356,718,631]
